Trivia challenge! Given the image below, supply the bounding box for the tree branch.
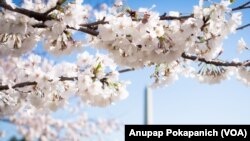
[232,1,250,11]
[117,68,135,73]
[80,20,109,27]
[0,0,52,21]
[0,81,37,91]
[0,1,249,70]
[80,17,108,29]
[32,23,48,28]
[2,0,248,37]
[233,6,250,11]
[159,13,193,20]
[32,23,100,36]
[43,0,66,16]
[237,23,250,30]
[181,53,250,67]
[0,68,135,91]
[67,26,99,36]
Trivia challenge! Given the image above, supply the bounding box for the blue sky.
[1,0,250,141]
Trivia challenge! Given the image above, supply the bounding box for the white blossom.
[237,68,250,86]
[237,38,248,53]
[0,0,250,139]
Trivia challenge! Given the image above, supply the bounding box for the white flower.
[193,6,203,18]
[196,71,229,84]
[29,93,45,109]
[77,52,93,66]
[237,38,248,53]
[98,24,116,41]
[237,68,250,86]
[169,11,180,17]
[78,75,93,92]
[228,12,242,33]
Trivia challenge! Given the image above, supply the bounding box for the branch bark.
[181,53,250,67]
[0,0,249,90]
[0,81,37,91]
[232,1,250,11]
[237,23,250,30]
[0,0,52,21]
[0,68,135,91]
[0,0,67,21]
[43,0,66,16]
[67,26,99,36]
[159,13,193,20]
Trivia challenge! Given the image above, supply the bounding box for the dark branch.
[232,1,250,11]
[32,23,48,28]
[233,6,250,11]
[0,1,249,71]
[59,76,77,81]
[80,17,108,28]
[160,14,193,20]
[0,68,135,91]
[32,23,100,36]
[118,68,135,73]
[80,21,108,27]
[0,0,67,21]
[43,0,66,16]
[0,81,37,91]
[237,23,250,30]
[0,1,52,21]
[67,26,99,36]
[181,53,250,67]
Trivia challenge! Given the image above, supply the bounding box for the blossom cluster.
[90,0,250,87]
[0,0,249,140]
[0,0,91,56]
[92,0,242,68]
[6,111,120,141]
[150,60,250,87]
[0,52,129,117]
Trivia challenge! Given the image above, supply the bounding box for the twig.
[118,68,135,73]
[43,0,66,16]
[181,53,250,67]
[0,1,52,21]
[237,23,250,30]
[0,81,37,91]
[0,68,135,91]
[232,1,250,11]
[80,17,108,28]
[160,14,193,20]
[67,26,99,36]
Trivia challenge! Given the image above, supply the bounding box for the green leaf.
[96,62,102,71]
[49,13,57,20]
[58,0,67,4]
[108,82,120,90]
[155,64,160,73]
[157,36,165,42]
[230,0,235,3]
[198,36,205,43]
[56,6,64,13]
[93,62,102,75]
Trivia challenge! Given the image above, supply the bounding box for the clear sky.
[0,0,250,141]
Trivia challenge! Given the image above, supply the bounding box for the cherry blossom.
[0,52,129,117]
[0,0,250,140]
[238,38,248,53]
